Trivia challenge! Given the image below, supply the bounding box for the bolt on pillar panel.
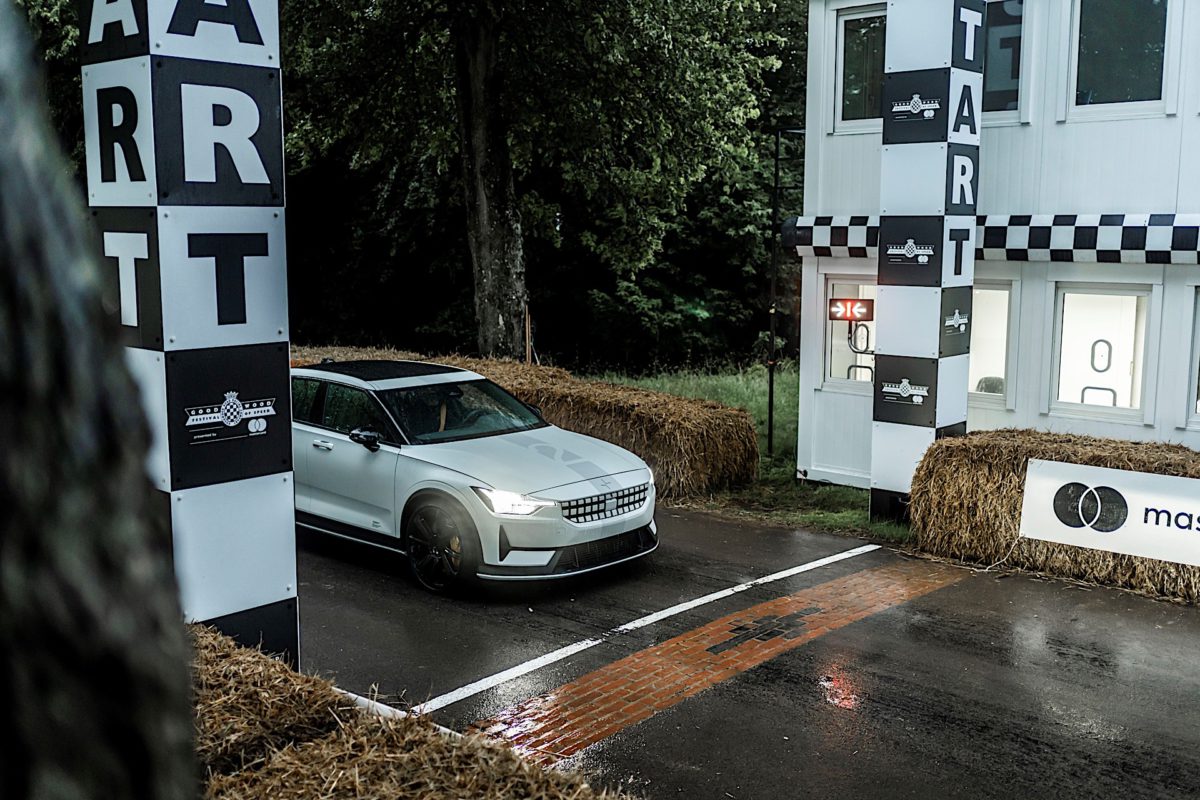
[870,0,983,524]
[79,0,298,664]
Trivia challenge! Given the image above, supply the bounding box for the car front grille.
[561,482,650,524]
[552,525,657,574]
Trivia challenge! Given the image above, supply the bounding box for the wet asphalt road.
[297,510,1200,799]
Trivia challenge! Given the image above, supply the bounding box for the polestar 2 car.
[290,360,658,591]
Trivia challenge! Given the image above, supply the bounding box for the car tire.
[403,495,479,594]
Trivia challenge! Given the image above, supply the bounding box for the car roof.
[292,359,484,390]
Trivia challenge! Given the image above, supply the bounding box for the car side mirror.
[349,428,383,452]
[525,402,543,418]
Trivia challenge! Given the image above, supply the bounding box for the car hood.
[401,426,647,495]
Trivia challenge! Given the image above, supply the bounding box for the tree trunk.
[452,0,528,358]
[0,8,195,799]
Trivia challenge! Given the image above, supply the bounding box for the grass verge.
[594,363,910,544]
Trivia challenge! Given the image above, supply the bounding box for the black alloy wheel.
[405,500,476,593]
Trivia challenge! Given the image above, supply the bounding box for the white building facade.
[788,0,1200,494]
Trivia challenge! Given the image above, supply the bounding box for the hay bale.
[910,428,1200,603]
[192,626,356,776]
[205,714,632,800]
[193,627,634,799]
[289,346,758,498]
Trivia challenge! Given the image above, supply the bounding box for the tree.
[19,0,802,369]
[0,7,194,798]
[520,0,807,369]
[283,0,777,358]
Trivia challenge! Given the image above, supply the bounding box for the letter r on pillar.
[180,84,270,185]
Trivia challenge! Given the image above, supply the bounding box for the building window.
[1055,289,1149,410]
[983,1,1023,112]
[969,286,1010,394]
[837,8,885,123]
[1075,0,1168,106]
[826,282,876,382]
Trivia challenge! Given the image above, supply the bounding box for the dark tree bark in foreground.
[0,8,195,799]
[452,0,529,359]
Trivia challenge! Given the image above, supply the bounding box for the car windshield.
[377,379,546,444]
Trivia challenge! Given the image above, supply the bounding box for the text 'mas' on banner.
[1021,459,1200,567]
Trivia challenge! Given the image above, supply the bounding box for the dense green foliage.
[19,0,806,371]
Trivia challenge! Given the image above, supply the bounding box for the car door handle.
[312,440,334,451]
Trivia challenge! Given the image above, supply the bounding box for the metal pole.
[767,128,782,458]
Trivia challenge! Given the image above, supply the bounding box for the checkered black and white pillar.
[870,0,984,523]
[80,0,298,661]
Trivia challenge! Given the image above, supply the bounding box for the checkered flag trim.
[782,216,880,259]
[783,214,1200,264]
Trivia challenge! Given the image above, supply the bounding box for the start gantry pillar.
[870,0,984,523]
[79,0,298,661]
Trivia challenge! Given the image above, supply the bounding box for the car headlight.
[472,487,555,516]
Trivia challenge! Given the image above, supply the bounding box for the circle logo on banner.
[1052,483,1128,532]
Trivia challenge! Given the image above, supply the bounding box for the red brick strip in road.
[473,559,962,765]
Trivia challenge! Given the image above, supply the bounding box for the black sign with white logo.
[939,285,973,358]
[1053,483,1128,533]
[152,57,284,206]
[873,355,938,428]
[944,143,979,217]
[878,216,943,287]
[952,0,987,73]
[77,0,149,65]
[165,342,291,490]
[883,69,950,145]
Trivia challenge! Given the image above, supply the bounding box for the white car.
[290,360,658,591]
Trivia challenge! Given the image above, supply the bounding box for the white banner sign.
[1020,459,1200,567]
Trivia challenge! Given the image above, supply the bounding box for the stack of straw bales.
[192,627,632,799]
[193,626,355,776]
[910,428,1200,603]
[290,345,758,498]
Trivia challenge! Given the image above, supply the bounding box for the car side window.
[322,384,393,437]
[291,377,320,423]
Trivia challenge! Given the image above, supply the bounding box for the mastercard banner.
[1020,459,1200,567]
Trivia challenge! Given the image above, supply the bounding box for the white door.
[799,276,877,487]
[306,382,402,536]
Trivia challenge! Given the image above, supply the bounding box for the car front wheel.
[404,497,478,593]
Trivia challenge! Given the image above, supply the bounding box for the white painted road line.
[338,688,461,737]
[411,543,881,715]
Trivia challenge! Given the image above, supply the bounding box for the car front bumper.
[475,521,658,580]
[464,468,658,580]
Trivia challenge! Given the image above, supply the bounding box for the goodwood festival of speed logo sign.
[944,309,969,334]
[185,390,276,443]
[881,378,929,406]
[886,238,935,264]
[1052,483,1129,533]
[891,93,941,119]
